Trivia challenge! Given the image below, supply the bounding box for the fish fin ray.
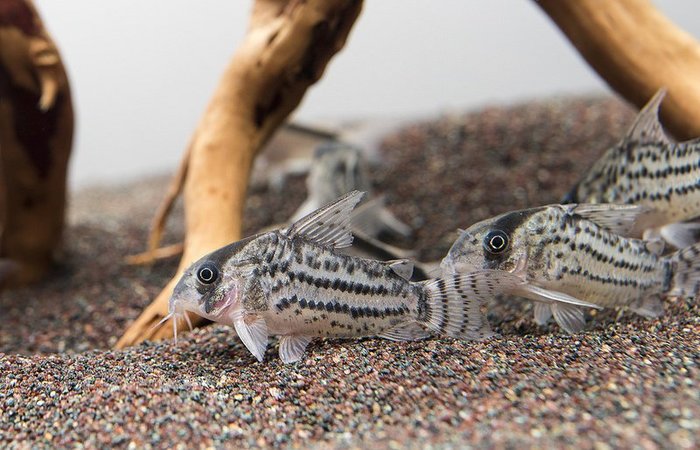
[517,284,602,309]
[659,222,700,249]
[278,335,313,364]
[551,303,586,334]
[533,302,552,325]
[625,87,669,144]
[379,322,431,341]
[668,242,700,298]
[421,270,523,340]
[631,295,664,318]
[567,203,648,236]
[384,259,414,280]
[351,196,413,238]
[233,314,269,362]
[284,190,365,249]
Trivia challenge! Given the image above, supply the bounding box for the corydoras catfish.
[440,203,700,333]
[563,88,700,248]
[291,142,412,239]
[166,191,522,363]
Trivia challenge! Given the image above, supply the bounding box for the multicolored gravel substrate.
[1,96,698,449]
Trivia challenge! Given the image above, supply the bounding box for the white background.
[32,1,700,188]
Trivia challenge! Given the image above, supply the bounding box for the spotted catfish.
[440,203,700,333]
[563,88,700,248]
[166,191,522,363]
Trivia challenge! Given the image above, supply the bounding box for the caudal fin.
[420,270,523,340]
[667,243,700,298]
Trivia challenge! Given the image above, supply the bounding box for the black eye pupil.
[490,236,505,249]
[197,264,218,284]
[484,230,509,254]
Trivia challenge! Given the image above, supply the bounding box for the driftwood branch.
[116,0,363,348]
[537,0,700,140]
[0,0,73,286]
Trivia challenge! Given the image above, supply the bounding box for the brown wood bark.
[116,0,363,348]
[537,0,700,140]
[0,0,73,286]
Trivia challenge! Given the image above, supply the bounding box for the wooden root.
[537,0,700,140]
[116,0,363,348]
[0,0,73,287]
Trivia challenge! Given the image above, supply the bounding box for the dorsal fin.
[567,203,648,236]
[625,88,669,144]
[384,259,414,280]
[284,190,365,249]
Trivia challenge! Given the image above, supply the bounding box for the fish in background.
[290,142,439,278]
[440,203,700,333]
[563,88,700,248]
[291,142,413,239]
[165,191,522,363]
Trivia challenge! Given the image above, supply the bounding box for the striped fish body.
[440,203,700,333]
[168,191,521,363]
[564,89,700,247]
[235,232,423,339]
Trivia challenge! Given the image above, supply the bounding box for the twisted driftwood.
[116,0,363,348]
[0,0,73,287]
[538,0,700,140]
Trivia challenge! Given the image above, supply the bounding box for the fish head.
[168,235,261,322]
[441,209,540,275]
[310,142,369,201]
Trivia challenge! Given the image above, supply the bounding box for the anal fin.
[278,335,313,364]
[379,321,431,341]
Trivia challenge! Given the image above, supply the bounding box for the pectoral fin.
[516,284,602,310]
[233,315,269,362]
[278,335,313,364]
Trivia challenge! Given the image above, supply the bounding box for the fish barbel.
[563,88,700,247]
[440,203,700,333]
[167,191,522,363]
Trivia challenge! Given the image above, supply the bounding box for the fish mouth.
[153,296,194,344]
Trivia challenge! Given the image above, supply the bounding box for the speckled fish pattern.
[168,191,521,363]
[564,89,700,238]
[441,203,700,332]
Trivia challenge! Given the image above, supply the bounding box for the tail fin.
[667,243,700,298]
[419,270,523,340]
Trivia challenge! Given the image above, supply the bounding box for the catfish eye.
[196,262,219,284]
[484,230,509,254]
